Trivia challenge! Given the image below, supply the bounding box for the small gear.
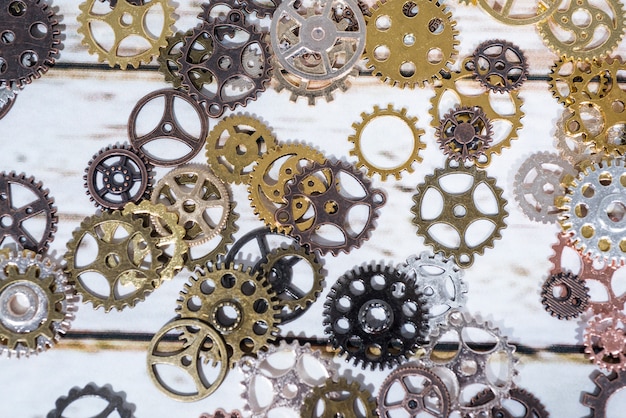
[47,383,135,418]
[302,377,377,418]
[470,39,528,92]
[541,272,589,320]
[581,370,626,417]
[469,387,550,418]
[84,143,154,211]
[348,104,426,180]
[584,311,626,372]
[436,105,492,163]
[157,30,191,88]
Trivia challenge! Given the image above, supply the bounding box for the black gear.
[471,39,528,93]
[436,105,493,162]
[470,387,550,418]
[323,263,429,370]
[581,370,626,417]
[541,271,589,320]
[47,383,135,418]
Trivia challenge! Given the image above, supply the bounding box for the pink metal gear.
[584,311,626,372]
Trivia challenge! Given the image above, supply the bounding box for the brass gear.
[547,58,610,107]
[363,0,459,88]
[175,264,280,366]
[348,104,426,180]
[77,0,175,69]
[64,211,163,312]
[470,0,559,25]
[302,377,377,418]
[205,113,277,185]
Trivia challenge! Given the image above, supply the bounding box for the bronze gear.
[157,31,191,88]
[466,0,559,25]
[197,0,247,23]
[537,0,625,61]
[0,250,76,357]
[411,161,508,268]
[469,387,550,418]
[582,370,626,417]
[436,105,492,163]
[151,163,231,247]
[0,171,57,253]
[547,58,610,107]
[64,211,163,312]
[128,88,209,167]
[363,0,459,88]
[584,311,626,372]
[147,317,229,401]
[205,113,277,184]
[47,383,136,418]
[554,108,602,169]
[470,39,528,93]
[175,263,280,365]
[0,0,60,87]
[248,143,326,233]
[540,272,589,319]
[348,104,426,180]
[77,0,175,69]
[276,160,386,256]
[301,377,377,418]
[84,143,154,211]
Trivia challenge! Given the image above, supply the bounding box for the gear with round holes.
[348,104,426,180]
[470,39,528,93]
[584,311,626,372]
[411,161,508,268]
[547,58,610,107]
[175,264,280,365]
[582,369,626,417]
[276,160,386,256]
[541,272,589,320]
[0,171,57,253]
[323,263,428,370]
[157,30,191,88]
[436,105,492,163]
[47,383,135,418]
[469,387,549,418]
[301,377,377,418]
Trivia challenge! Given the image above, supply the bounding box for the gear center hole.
[219,56,233,70]
[403,33,415,46]
[324,200,339,215]
[183,200,196,213]
[216,304,240,328]
[366,306,388,329]
[236,144,247,155]
[0,214,14,227]
[407,399,418,409]
[282,383,299,399]
[8,293,30,316]
[105,253,121,268]
[453,205,466,218]
[162,122,173,133]
[460,359,477,376]
[112,172,127,185]
[311,27,325,41]
[607,201,626,223]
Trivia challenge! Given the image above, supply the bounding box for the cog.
[47,383,135,418]
[541,272,589,320]
[554,108,602,169]
[469,387,550,418]
[302,377,377,418]
[547,58,610,107]
[581,370,626,417]
[470,39,528,93]
[584,311,626,372]
[471,0,559,25]
[436,105,492,163]
[157,30,191,88]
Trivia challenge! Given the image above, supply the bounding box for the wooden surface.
[1,0,625,416]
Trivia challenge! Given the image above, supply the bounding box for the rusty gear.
[47,383,135,418]
[584,311,626,372]
[581,370,626,417]
[541,272,589,320]
[436,105,492,163]
[157,31,191,88]
[302,377,377,418]
[469,387,549,418]
[0,171,57,253]
[470,39,528,92]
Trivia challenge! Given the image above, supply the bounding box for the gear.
[363,0,459,88]
[581,369,626,417]
[157,30,191,88]
[436,105,492,163]
[398,251,467,330]
[377,363,451,418]
[547,58,610,107]
[554,108,602,169]
[537,0,625,61]
[128,88,209,167]
[175,264,280,365]
[470,39,528,92]
[540,272,589,320]
[239,340,338,418]
[411,161,508,268]
[240,0,279,18]
[324,263,428,370]
[0,81,20,107]
[205,113,277,184]
[47,383,135,418]
[0,94,16,120]
[348,104,426,180]
[77,0,175,69]
[0,0,60,87]
[64,211,162,311]
[84,143,154,211]
[470,0,559,25]
[147,317,229,401]
[469,387,550,418]
[302,377,377,418]
[200,410,244,418]
[0,250,76,357]
[276,160,386,256]
[584,311,626,372]
[0,171,57,253]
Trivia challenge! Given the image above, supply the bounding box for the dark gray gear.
[581,370,626,417]
[541,271,589,320]
[47,383,135,418]
[471,39,528,93]
[470,387,550,418]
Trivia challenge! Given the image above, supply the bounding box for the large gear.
[348,104,426,180]
[77,0,175,69]
[324,263,429,370]
[436,105,492,163]
[411,161,508,268]
[363,0,459,88]
[470,39,528,93]
[302,377,377,418]
[584,311,626,372]
[469,0,559,25]
[0,0,60,87]
[540,271,589,320]
[581,370,626,417]
[0,250,76,357]
[47,383,135,418]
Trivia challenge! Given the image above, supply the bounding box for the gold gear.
[205,114,277,185]
[548,58,610,106]
[537,0,625,61]
[122,201,187,282]
[472,0,559,25]
[348,104,426,180]
[429,58,524,168]
[77,0,175,69]
[64,211,162,312]
[363,0,459,88]
[411,161,508,268]
[175,264,280,366]
[302,377,377,418]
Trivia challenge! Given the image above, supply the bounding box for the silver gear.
[554,107,602,169]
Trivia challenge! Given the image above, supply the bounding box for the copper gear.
[175,264,280,366]
[205,113,277,184]
[0,0,60,87]
[581,370,626,417]
[77,0,175,69]
[540,272,589,319]
[64,211,163,312]
[436,105,492,163]
[363,0,459,88]
[348,104,426,180]
[584,311,626,372]
[470,39,528,93]
[302,377,377,418]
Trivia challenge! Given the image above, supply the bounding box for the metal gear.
[147,317,229,401]
[0,171,57,253]
[398,251,468,330]
[469,0,559,25]
[584,311,626,372]
[175,263,280,365]
[436,105,492,163]
[46,383,135,418]
[581,370,626,417]
[469,387,550,418]
[157,30,191,88]
[0,0,60,87]
[411,161,508,268]
[0,250,76,357]
[64,211,162,312]
[200,410,244,418]
[239,340,338,418]
[205,113,277,184]
[540,272,589,320]
[302,377,377,418]
[0,94,16,120]
[376,363,451,418]
[363,0,459,88]
[276,160,386,256]
[323,263,429,370]
[0,82,20,107]
[547,58,610,107]
[470,39,528,93]
[84,143,154,211]
[554,108,602,169]
[348,104,426,180]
